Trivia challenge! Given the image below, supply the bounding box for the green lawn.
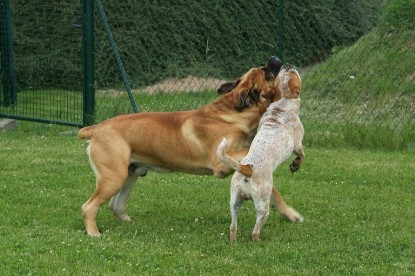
[1,122,414,274]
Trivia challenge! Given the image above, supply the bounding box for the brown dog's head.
[275,64,302,99]
[218,57,283,112]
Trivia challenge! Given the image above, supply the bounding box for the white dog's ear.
[279,66,302,99]
[284,78,301,99]
[287,71,302,99]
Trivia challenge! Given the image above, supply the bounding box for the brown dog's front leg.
[270,188,303,222]
[213,163,234,178]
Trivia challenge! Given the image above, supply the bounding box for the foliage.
[8,0,385,89]
[9,1,82,90]
[284,0,386,65]
[2,0,413,151]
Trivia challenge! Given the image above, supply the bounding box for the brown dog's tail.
[78,125,97,140]
[217,138,253,177]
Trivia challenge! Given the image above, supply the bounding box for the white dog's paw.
[282,207,304,223]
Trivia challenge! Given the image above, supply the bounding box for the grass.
[1,122,414,274]
[94,90,219,120]
[5,82,413,152]
[300,26,415,151]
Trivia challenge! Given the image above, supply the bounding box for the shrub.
[8,0,385,89]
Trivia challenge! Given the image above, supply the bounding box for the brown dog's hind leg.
[270,188,303,223]
[82,143,130,237]
[82,170,128,236]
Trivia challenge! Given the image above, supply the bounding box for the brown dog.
[78,57,282,236]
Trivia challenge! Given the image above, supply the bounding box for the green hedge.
[9,0,385,89]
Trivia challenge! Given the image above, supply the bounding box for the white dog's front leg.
[290,143,305,173]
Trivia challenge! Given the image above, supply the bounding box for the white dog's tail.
[217,138,253,177]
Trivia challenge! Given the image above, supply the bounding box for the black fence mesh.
[0,0,83,125]
[1,0,414,150]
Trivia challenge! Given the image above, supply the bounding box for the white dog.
[217,64,305,241]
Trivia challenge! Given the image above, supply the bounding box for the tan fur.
[217,64,305,242]
[217,138,253,177]
[79,60,283,236]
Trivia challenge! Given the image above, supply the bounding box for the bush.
[8,0,385,89]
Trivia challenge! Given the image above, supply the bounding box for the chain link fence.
[1,0,414,150]
[0,0,83,126]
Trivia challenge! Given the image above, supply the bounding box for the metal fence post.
[0,0,17,107]
[95,0,139,113]
[278,0,285,62]
[82,0,95,126]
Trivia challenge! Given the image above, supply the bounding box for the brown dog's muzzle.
[263,56,282,81]
[217,56,283,112]
[217,56,282,95]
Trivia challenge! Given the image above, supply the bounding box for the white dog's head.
[275,64,302,99]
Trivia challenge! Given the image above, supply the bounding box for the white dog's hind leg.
[229,182,244,242]
[109,172,139,222]
[252,193,271,242]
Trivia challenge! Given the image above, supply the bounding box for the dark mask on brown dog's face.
[262,56,283,81]
[217,57,283,112]
[217,56,282,95]
[234,88,261,112]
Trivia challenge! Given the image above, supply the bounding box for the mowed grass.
[1,122,414,274]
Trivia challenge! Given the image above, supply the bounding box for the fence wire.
[0,0,83,126]
[0,0,414,150]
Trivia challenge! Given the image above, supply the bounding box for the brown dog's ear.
[218,79,240,94]
[262,56,282,81]
[234,88,261,112]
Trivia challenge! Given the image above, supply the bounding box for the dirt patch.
[139,75,227,94]
[406,70,415,82]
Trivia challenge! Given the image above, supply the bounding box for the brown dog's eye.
[250,89,261,102]
[264,71,275,81]
[234,88,263,112]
